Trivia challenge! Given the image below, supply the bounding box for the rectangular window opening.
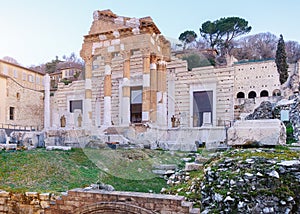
[70,100,83,113]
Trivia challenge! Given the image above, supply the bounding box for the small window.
[28,75,34,82]
[9,107,15,120]
[260,90,269,97]
[3,66,8,75]
[23,72,26,80]
[36,76,40,84]
[13,70,18,78]
[16,93,20,100]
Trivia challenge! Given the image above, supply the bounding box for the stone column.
[157,60,168,127]
[44,73,51,130]
[83,56,93,128]
[150,55,157,123]
[142,50,151,122]
[121,51,131,126]
[167,69,176,128]
[103,55,112,126]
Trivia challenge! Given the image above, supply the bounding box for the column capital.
[157,60,167,71]
[82,54,93,63]
[121,50,131,60]
[150,54,157,64]
[141,48,151,57]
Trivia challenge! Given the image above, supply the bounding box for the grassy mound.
[0,148,184,194]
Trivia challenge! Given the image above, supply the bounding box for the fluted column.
[121,51,131,126]
[157,60,167,127]
[150,55,157,123]
[103,55,112,126]
[83,56,93,128]
[142,50,151,122]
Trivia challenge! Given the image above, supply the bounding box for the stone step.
[152,164,177,170]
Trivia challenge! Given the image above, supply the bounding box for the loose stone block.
[227,119,286,146]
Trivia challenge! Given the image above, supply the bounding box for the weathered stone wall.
[0,191,56,214]
[0,76,7,124]
[45,189,199,214]
[167,57,234,127]
[5,78,44,129]
[234,60,281,99]
[51,80,85,128]
[0,59,44,128]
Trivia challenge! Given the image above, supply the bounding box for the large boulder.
[227,119,286,146]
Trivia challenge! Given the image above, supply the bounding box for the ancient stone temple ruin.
[80,9,171,128]
[46,9,300,149]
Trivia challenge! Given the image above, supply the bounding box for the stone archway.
[74,202,156,214]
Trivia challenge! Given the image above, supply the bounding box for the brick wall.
[45,189,200,214]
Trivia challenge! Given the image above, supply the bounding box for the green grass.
[0,148,184,194]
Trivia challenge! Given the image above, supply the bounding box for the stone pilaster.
[150,55,157,123]
[84,56,93,128]
[142,50,151,122]
[103,55,112,126]
[121,51,131,126]
[44,74,51,130]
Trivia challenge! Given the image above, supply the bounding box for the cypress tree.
[275,34,289,84]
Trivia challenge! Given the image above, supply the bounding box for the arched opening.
[248,91,257,99]
[74,202,154,214]
[260,90,269,97]
[272,89,281,96]
[236,92,245,98]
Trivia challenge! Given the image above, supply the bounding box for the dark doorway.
[237,92,245,98]
[260,90,269,97]
[130,87,142,123]
[248,91,257,99]
[193,91,213,127]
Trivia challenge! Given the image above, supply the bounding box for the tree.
[178,30,198,49]
[45,56,62,73]
[285,41,300,63]
[231,32,277,60]
[217,17,252,54]
[275,34,289,84]
[182,53,213,70]
[199,17,252,55]
[2,56,19,65]
[199,21,221,49]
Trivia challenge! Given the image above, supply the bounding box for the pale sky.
[0,0,299,67]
